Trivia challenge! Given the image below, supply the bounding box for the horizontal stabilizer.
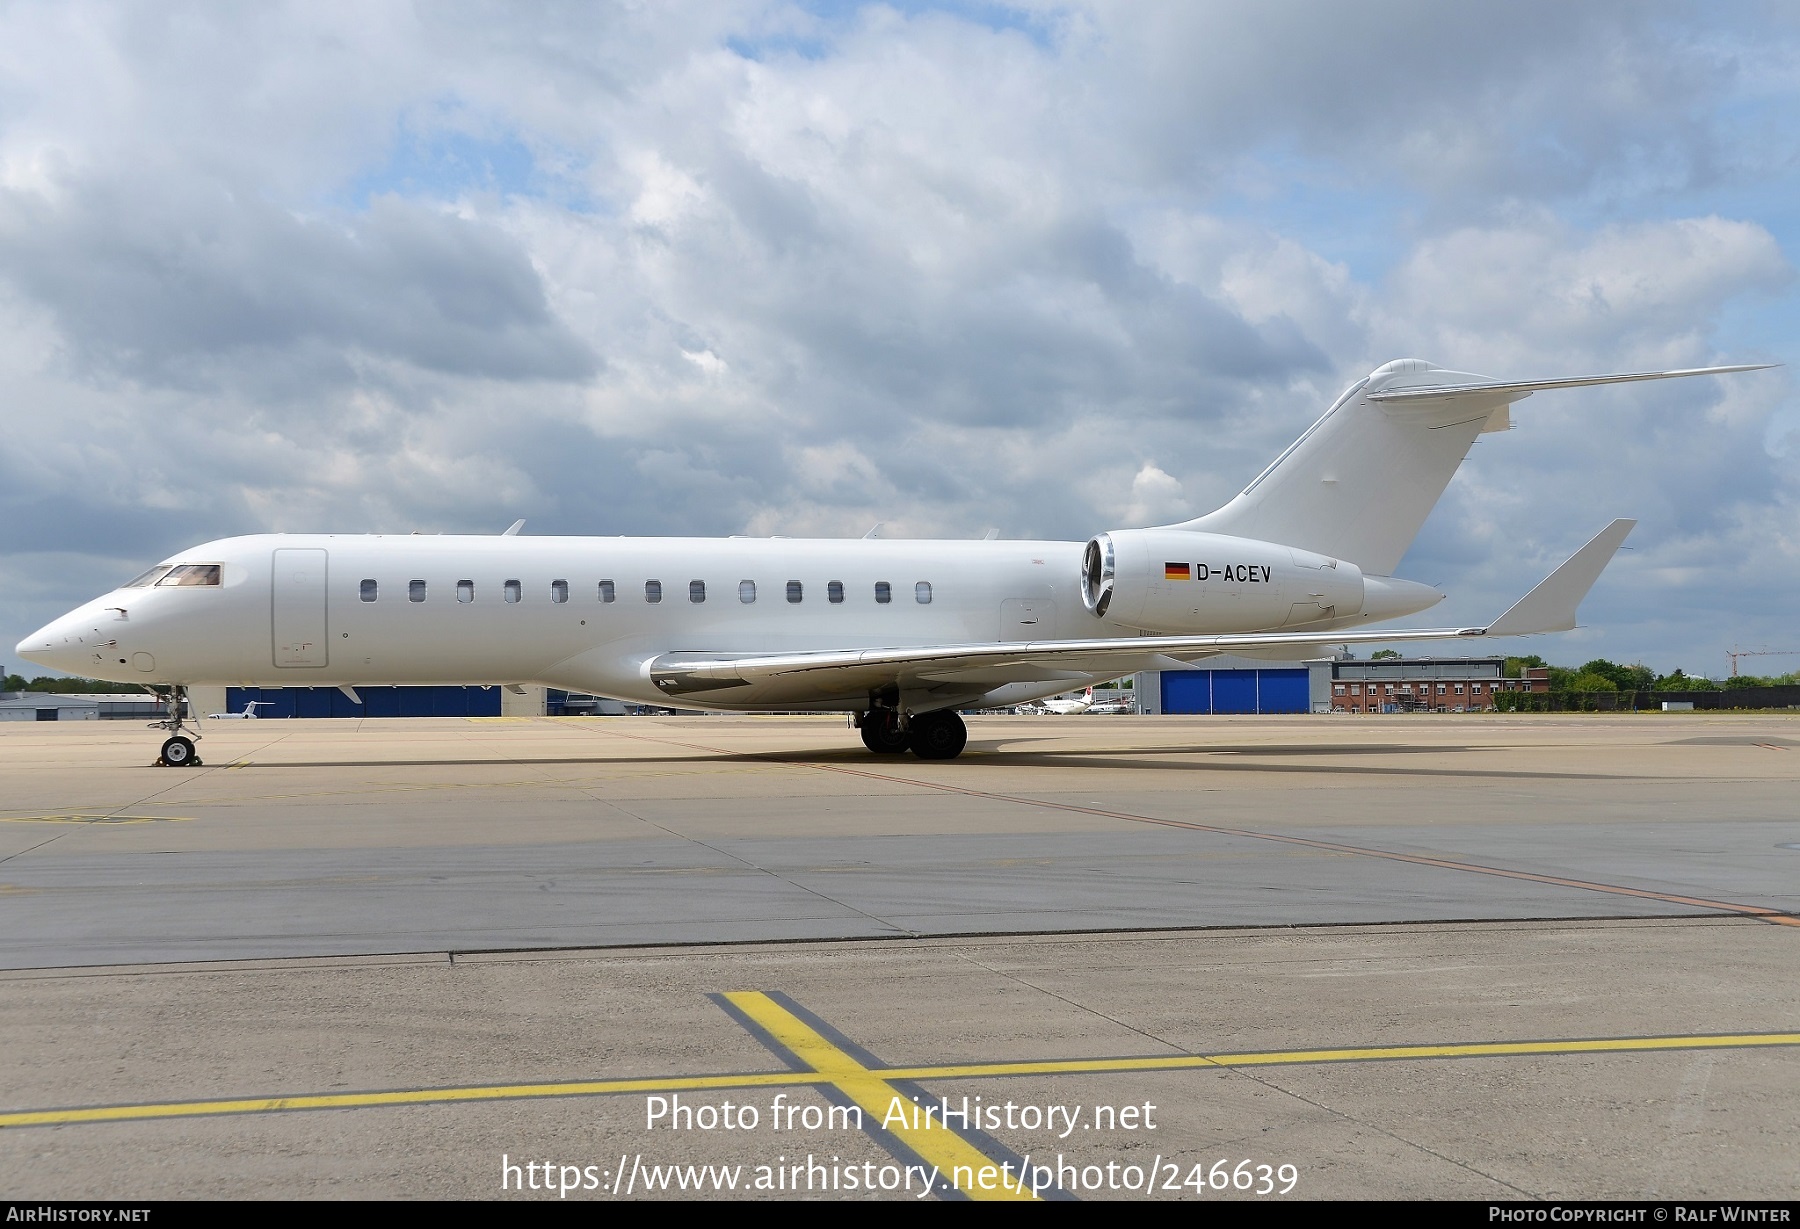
[1367,364,1773,405]
[1483,520,1635,636]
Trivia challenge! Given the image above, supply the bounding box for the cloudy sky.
[2,1,1795,678]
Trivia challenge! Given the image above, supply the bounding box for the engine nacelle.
[1081,529,1370,634]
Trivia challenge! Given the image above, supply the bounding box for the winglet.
[502,519,526,536]
[1483,519,1635,636]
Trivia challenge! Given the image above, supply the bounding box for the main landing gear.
[149,686,203,767]
[857,709,968,760]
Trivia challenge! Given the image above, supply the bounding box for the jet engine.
[1081,528,1438,635]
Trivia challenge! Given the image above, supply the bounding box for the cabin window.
[551,579,568,604]
[827,580,844,604]
[645,580,662,603]
[457,580,474,603]
[874,581,892,604]
[504,579,522,604]
[599,580,616,603]
[915,581,932,604]
[739,580,756,604]
[123,566,173,589]
[409,580,426,603]
[359,579,377,603]
[156,564,222,587]
[786,580,803,604]
[689,580,706,603]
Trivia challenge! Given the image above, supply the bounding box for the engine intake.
[1081,534,1115,617]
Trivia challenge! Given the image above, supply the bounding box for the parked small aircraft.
[17,359,1768,765]
[1025,688,1096,714]
[206,700,267,720]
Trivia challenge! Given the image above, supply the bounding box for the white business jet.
[1029,688,1096,715]
[207,700,268,720]
[17,359,1768,767]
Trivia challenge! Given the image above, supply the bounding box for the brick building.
[1329,658,1549,713]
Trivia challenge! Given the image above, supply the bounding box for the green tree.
[1371,649,1401,660]
[1577,659,1652,691]
[1654,670,1719,692]
[1504,655,1546,679]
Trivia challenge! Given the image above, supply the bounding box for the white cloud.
[0,1,1796,677]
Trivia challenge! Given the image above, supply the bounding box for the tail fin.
[1171,359,1769,575]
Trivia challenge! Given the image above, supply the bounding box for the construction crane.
[1726,648,1800,678]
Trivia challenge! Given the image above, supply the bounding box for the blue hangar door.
[1161,668,1310,715]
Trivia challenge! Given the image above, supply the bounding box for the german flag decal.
[1164,562,1192,580]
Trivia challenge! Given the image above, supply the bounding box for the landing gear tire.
[859,711,910,754]
[159,736,200,767]
[907,710,967,760]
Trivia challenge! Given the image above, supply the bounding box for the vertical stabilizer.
[1172,360,1509,575]
[1172,358,1768,575]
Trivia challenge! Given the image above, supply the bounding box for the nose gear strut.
[149,686,203,767]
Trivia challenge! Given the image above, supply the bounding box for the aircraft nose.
[17,625,57,662]
[17,610,111,671]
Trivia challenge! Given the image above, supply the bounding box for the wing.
[648,521,1634,706]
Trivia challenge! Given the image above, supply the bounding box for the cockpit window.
[156,564,222,587]
[123,566,174,588]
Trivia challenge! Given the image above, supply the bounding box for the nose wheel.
[160,736,199,767]
[149,686,203,767]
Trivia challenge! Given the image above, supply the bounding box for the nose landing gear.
[149,686,203,767]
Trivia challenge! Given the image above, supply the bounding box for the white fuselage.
[18,531,1442,712]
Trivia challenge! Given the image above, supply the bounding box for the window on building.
[551,580,568,604]
[1334,684,1346,694]
[156,564,222,587]
[739,580,756,604]
[1437,684,1447,694]
[504,579,522,604]
[360,579,377,603]
[1351,685,1360,696]
[915,581,932,604]
[874,581,892,604]
[1454,683,1464,694]
[457,580,474,603]
[409,580,426,603]
[828,580,844,604]
[645,580,662,604]
[599,580,616,603]
[786,580,803,604]
[689,580,706,603]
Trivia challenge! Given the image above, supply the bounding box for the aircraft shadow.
[210,744,1622,781]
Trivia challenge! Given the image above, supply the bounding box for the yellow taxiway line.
[3,999,1795,1138]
